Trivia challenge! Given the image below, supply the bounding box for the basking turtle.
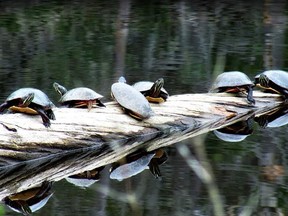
[132,78,169,103]
[210,71,255,104]
[111,77,154,120]
[254,70,288,99]
[0,88,55,127]
[53,82,105,110]
[4,181,53,215]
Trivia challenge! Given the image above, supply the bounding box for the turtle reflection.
[254,106,288,128]
[213,117,253,142]
[65,166,105,188]
[110,149,168,181]
[3,181,53,215]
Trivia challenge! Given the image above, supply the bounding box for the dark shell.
[7,88,54,108]
[210,71,253,92]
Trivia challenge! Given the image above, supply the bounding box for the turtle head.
[118,76,127,83]
[53,82,67,96]
[259,74,270,88]
[149,78,164,97]
[22,93,34,107]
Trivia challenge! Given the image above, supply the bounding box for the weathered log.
[0,91,282,160]
[0,91,284,199]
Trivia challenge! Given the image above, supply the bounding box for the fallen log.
[0,91,284,199]
[0,91,283,158]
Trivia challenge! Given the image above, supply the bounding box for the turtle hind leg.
[246,86,255,105]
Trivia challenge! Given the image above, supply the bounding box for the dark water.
[1,0,288,215]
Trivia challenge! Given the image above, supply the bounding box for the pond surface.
[1,0,288,215]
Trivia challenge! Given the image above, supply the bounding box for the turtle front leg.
[247,86,255,105]
[35,108,51,128]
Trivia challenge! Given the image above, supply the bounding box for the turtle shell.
[210,71,254,92]
[110,153,155,181]
[254,70,288,91]
[111,82,154,119]
[7,88,54,109]
[133,81,169,97]
[59,87,103,103]
[213,130,249,142]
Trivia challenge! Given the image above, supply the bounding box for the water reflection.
[3,181,53,215]
[254,105,288,128]
[213,116,254,142]
[65,166,105,188]
[110,149,168,181]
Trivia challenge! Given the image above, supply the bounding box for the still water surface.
[1,0,288,215]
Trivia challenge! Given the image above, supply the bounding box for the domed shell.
[111,82,154,119]
[59,87,103,102]
[7,88,54,108]
[213,130,249,142]
[255,70,288,89]
[110,153,155,181]
[65,177,98,188]
[210,71,253,91]
[266,112,288,128]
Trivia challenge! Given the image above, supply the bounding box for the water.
[1,0,288,215]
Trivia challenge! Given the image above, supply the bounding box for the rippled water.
[1,0,288,215]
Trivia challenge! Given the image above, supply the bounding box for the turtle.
[4,181,53,215]
[132,78,169,103]
[110,152,156,181]
[0,88,56,127]
[65,166,104,188]
[254,70,288,99]
[213,117,253,142]
[53,82,105,110]
[254,106,288,128]
[210,71,255,104]
[111,77,154,120]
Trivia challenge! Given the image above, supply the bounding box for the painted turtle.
[65,167,104,188]
[254,106,288,128]
[254,70,288,98]
[213,117,253,142]
[111,77,154,120]
[53,82,105,110]
[110,152,156,181]
[4,181,53,215]
[210,71,255,104]
[132,78,169,103]
[0,88,55,127]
